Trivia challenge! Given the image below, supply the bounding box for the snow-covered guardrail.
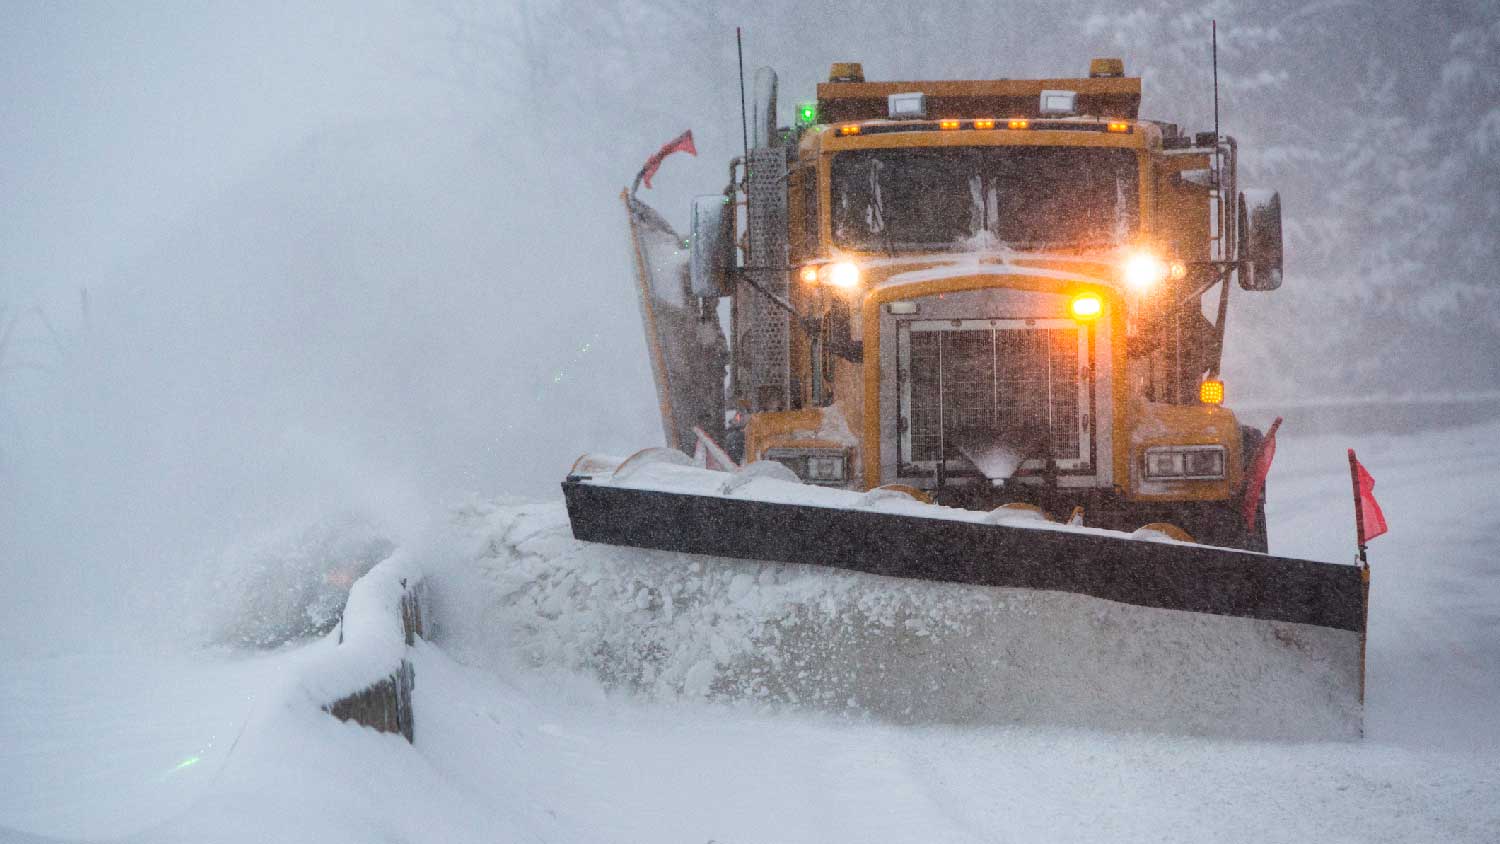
[306,552,427,743]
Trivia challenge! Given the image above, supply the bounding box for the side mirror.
[1238,190,1283,291]
[690,194,735,298]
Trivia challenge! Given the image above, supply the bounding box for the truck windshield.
[830,146,1138,251]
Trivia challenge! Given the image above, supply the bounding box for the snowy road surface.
[3,419,1499,842]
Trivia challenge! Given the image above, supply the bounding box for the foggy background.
[3,1,1496,654]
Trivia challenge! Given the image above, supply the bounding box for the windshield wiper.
[865,160,898,257]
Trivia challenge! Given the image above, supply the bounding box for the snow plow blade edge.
[561,479,1365,633]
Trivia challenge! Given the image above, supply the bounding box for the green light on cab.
[797,102,817,126]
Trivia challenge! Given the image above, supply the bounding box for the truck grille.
[901,321,1087,471]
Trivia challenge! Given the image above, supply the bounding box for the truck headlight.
[1143,445,1226,480]
[763,447,851,486]
[1123,253,1169,291]
[827,261,861,289]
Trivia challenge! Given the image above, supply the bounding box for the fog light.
[1199,379,1225,405]
[1144,445,1227,480]
[1184,449,1225,477]
[1146,451,1184,478]
[763,447,851,486]
[806,456,845,481]
[1070,293,1103,320]
[799,265,820,284]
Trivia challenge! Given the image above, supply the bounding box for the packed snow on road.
[4,419,1499,843]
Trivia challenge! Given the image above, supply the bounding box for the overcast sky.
[1,1,445,308]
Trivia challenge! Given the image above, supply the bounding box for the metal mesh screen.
[737,146,791,411]
[906,326,1082,465]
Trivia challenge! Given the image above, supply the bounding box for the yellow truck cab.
[687,59,1285,549]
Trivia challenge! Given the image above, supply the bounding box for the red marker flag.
[1347,449,1388,546]
[1242,416,1281,529]
[636,130,697,190]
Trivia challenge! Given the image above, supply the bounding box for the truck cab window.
[831,147,1138,251]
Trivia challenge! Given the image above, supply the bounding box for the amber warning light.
[1070,293,1103,320]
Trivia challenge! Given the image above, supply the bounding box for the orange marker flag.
[1347,449,1388,550]
[636,130,697,192]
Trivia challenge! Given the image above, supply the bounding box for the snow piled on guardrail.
[433,498,1361,740]
[292,550,423,710]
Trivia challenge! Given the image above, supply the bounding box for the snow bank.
[436,498,1360,739]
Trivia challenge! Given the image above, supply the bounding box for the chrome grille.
[901,321,1086,470]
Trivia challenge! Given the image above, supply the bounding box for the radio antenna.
[1212,21,1221,185]
[737,27,750,185]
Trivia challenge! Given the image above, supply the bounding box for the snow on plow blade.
[561,459,1367,739]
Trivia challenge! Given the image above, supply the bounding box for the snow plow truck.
[563,59,1369,737]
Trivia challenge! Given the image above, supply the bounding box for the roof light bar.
[1039,90,1077,116]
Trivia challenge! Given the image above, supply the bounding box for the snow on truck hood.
[837,251,1114,294]
[877,260,1104,291]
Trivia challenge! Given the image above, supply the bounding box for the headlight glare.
[1070,293,1103,320]
[828,261,861,289]
[1123,253,1169,291]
